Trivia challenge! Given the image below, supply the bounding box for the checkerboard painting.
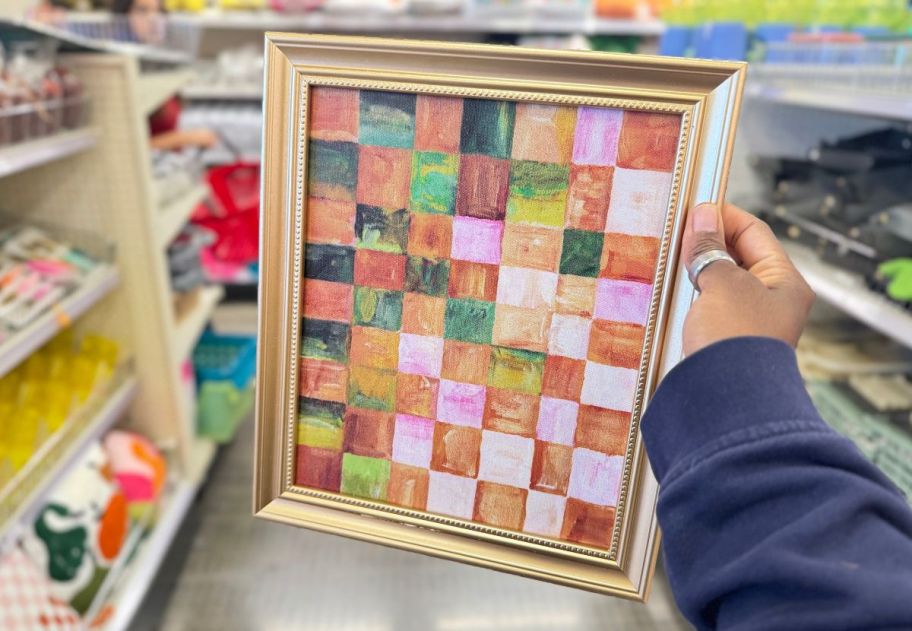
[298,87,681,550]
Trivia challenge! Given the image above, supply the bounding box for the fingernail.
[693,204,718,233]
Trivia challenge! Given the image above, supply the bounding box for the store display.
[102,431,167,523]
[255,34,744,599]
[194,331,256,443]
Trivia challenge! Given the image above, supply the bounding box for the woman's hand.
[681,202,815,356]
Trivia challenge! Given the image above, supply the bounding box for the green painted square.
[348,366,398,412]
[304,244,355,283]
[444,298,496,345]
[460,99,515,159]
[559,229,605,278]
[506,160,570,228]
[404,256,449,297]
[308,140,358,199]
[340,453,391,500]
[488,346,546,394]
[359,91,416,149]
[409,152,459,215]
[353,287,403,330]
[301,319,350,362]
[297,397,346,450]
[355,205,410,254]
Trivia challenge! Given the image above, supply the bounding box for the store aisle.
[140,417,690,631]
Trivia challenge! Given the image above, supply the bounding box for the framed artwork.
[255,34,745,600]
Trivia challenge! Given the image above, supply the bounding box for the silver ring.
[689,249,737,292]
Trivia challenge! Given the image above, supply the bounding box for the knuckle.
[690,233,724,259]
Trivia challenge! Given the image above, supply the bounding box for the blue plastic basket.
[193,330,257,389]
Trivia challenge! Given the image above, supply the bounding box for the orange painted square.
[356,145,412,209]
[396,373,439,418]
[306,197,356,246]
[500,224,563,272]
[431,422,481,478]
[448,261,499,302]
[491,305,551,353]
[511,103,577,164]
[560,499,616,549]
[473,481,527,530]
[354,249,406,290]
[575,405,630,455]
[531,441,572,495]
[295,445,342,492]
[483,387,540,437]
[414,95,463,153]
[565,165,613,231]
[408,213,452,259]
[555,275,596,317]
[588,320,645,369]
[343,408,395,458]
[617,111,682,172]
[310,87,359,142]
[441,340,490,385]
[299,357,349,404]
[401,293,445,337]
[349,326,399,370]
[388,462,430,510]
[302,278,354,323]
[541,355,585,401]
[600,233,661,284]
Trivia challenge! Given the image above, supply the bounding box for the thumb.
[682,203,739,291]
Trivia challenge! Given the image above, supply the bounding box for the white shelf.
[785,242,912,350]
[137,69,195,117]
[0,375,138,553]
[181,84,263,101]
[173,285,225,361]
[746,82,912,122]
[0,265,120,379]
[187,437,217,485]
[157,183,208,247]
[0,127,98,180]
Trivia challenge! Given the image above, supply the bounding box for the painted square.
[451,216,503,265]
[561,499,615,549]
[500,224,563,273]
[594,279,652,326]
[542,356,585,401]
[388,463,430,510]
[531,441,572,495]
[343,408,395,458]
[426,471,477,520]
[301,319,350,363]
[341,453,391,501]
[523,490,566,537]
[448,261,499,302]
[444,298,496,345]
[496,266,558,310]
[310,87,359,142]
[565,166,613,232]
[353,286,403,331]
[559,229,604,278]
[304,244,354,284]
[353,249,406,291]
[355,205,410,254]
[348,365,397,412]
[415,95,463,153]
[511,104,576,164]
[548,314,592,360]
[357,145,412,209]
[398,333,444,378]
[303,278,353,323]
[506,161,569,228]
[431,422,482,477]
[298,397,345,450]
[408,213,452,259]
[296,445,342,492]
[392,413,436,468]
[456,154,510,221]
[478,430,535,488]
[350,326,399,370]
[396,373,439,419]
[460,99,515,159]
[605,169,672,238]
[401,293,445,337]
[580,362,638,413]
[359,90,416,149]
[473,481,528,530]
[617,111,681,172]
[410,151,459,215]
[555,275,596,317]
[306,197,356,246]
[308,140,358,201]
[588,320,645,369]
[483,387,540,437]
[441,340,490,386]
[488,347,545,395]
[568,449,624,507]
[572,107,623,166]
[536,397,579,446]
[575,406,630,455]
[437,379,486,428]
[600,233,661,284]
[491,304,551,353]
[300,358,348,405]
[405,257,450,297]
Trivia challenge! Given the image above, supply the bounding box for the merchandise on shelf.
[102,430,167,524]
[185,45,263,97]
[193,330,256,443]
[168,223,215,294]
[151,148,205,207]
[180,102,262,165]
[0,547,82,631]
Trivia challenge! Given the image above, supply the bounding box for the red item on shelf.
[192,162,260,265]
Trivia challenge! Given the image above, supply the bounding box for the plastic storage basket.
[193,331,257,443]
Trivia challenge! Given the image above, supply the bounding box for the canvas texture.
[298,87,681,550]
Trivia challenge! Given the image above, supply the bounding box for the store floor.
[135,418,691,631]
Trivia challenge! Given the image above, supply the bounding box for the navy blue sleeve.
[642,337,912,631]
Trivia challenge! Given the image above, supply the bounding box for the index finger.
[721,203,790,271]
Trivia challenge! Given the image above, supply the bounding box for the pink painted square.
[580,362,638,412]
[568,448,624,507]
[547,314,591,360]
[451,217,504,265]
[426,471,478,520]
[437,379,486,428]
[477,430,535,488]
[392,414,435,468]
[398,333,444,378]
[605,168,672,238]
[495,266,558,310]
[572,107,623,166]
[594,279,652,326]
[523,490,567,537]
[536,397,579,446]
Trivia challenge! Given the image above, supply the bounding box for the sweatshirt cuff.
[641,336,822,483]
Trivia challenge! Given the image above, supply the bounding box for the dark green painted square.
[353,286,403,330]
[359,91,416,149]
[304,244,355,283]
[355,204,410,254]
[341,453,391,500]
[444,298,496,345]
[308,140,358,197]
[404,256,449,297]
[301,319,351,362]
[559,229,604,278]
[460,99,516,159]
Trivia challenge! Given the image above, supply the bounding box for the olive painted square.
[353,286,403,331]
[340,453,391,500]
[301,318,351,363]
[444,298,496,345]
[559,229,604,278]
[308,140,358,201]
[355,204,410,254]
[405,256,450,297]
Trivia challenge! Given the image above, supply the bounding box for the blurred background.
[0,0,910,629]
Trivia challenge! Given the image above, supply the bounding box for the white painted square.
[536,397,579,446]
[580,362,638,412]
[547,314,591,359]
[568,448,624,506]
[426,471,478,520]
[523,490,567,538]
[477,430,535,488]
[495,266,559,310]
[606,168,672,238]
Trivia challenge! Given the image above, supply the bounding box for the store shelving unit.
[175,285,225,361]
[137,67,196,117]
[157,182,208,247]
[746,81,912,122]
[181,83,262,101]
[0,127,99,179]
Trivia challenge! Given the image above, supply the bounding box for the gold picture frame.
[255,33,745,601]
